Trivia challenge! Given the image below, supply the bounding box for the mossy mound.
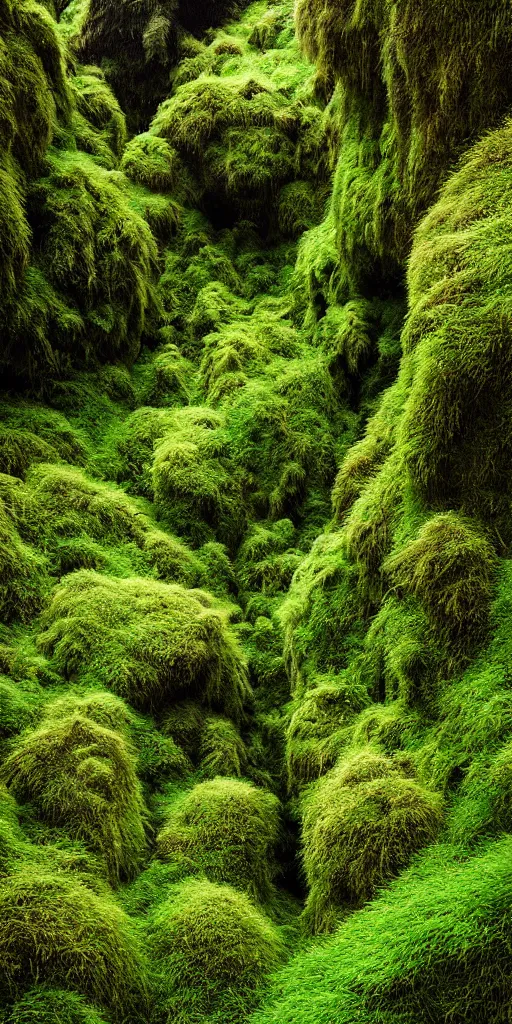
[0,870,147,1020]
[157,777,281,902]
[302,765,443,931]
[2,713,147,883]
[152,406,246,548]
[148,877,286,1024]
[384,513,497,660]
[38,571,251,717]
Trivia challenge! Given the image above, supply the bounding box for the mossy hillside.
[253,839,512,1024]
[293,0,512,305]
[2,0,512,1020]
[0,0,171,385]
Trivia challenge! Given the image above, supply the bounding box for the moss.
[0,784,27,875]
[148,876,286,1024]
[24,463,149,547]
[5,988,110,1024]
[285,677,368,794]
[152,405,246,547]
[356,595,438,708]
[161,701,206,761]
[0,0,70,178]
[2,713,147,884]
[254,839,512,1024]
[77,0,180,131]
[0,429,60,479]
[0,159,31,307]
[0,869,148,1019]
[198,714,248,778]
[71,67,127,164]
[301,767,443,932]
[293,0,512,296]
[400,119,512,547]
[38,571,251,718]
[120,133,196,204]
[280,531,365,691]
[0,497,49,624]
[0,678,41,739]
[384,513,497,661]
[157,777,281,902]
[19,151,158,375]
[0,404,89,466]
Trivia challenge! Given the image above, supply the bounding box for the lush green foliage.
[1,0,512,1021]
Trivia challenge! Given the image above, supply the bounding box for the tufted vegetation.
[2,712,147,883]
[156,777,281,903]
[147,876,286,1023]
[0,870,148,1020]
[38,571,251,717]
[1,0,512,1020]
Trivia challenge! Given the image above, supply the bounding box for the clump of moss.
[157,777,281,902]
[38,571,251,718]
[302,763,443,931]
[285,677,368,794]
[152,405,246,547]
[148,876,286,1024]
[161,701,206,761]
[0,869,148,1019]
[0,677,41,739]
[198,714,248,778]
[384,513,497,662]
[5,988,110,1024]
[24,463,149,547]
[2,713,147,884]
[0,498,49,624]
[71,66,127,166]
[15,151,158,376]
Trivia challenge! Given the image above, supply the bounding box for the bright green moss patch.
[254,839,512,1024]
[157,777,281,902]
